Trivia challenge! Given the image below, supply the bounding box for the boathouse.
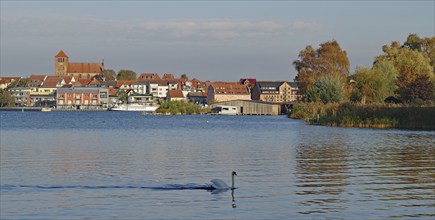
[210,100,282,115]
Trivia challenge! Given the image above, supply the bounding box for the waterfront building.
[251,81,300,103]
[187,92,207,105]
[211,100,281,115]
[207,82,251,103]
[9,87,32,106]
[54,50,104,79]
[56,87,109,110]
[131,81,148,95]
[167,90,185,101]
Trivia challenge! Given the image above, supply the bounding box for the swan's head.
[232,171,237,176]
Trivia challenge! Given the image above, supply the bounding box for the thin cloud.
[1,15,323,41]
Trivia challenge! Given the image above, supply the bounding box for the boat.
[40,107,52,112]
[110,103,159,112]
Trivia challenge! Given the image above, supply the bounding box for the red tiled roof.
[138,73,161,81]
[168,90,184,98]
[162,73,175,80]
[55,50,69,58]
[0,77,21,83]
[41,78,59,88]
[68,63,103,74]
[212,82,250,95]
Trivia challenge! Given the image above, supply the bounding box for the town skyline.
[1,1,434,81]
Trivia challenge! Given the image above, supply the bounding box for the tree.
[376,41,433,101]
[99,69,116,81]
[116,69,137,80]
[0,89,15,107]
[116,90,128,103]
[310,75,345,104]
[6,78,28,89]
[180,74,189,80]
[404,33,435,73]
[350,61,397,104]
[293,40,350,95]
[409,74,433,101]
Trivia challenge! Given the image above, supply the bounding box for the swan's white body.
[209,171,237,190]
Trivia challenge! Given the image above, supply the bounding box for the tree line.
[293,33,434,105]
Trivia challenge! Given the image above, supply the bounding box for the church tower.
[55,50,69,76]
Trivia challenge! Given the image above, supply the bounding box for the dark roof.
[256,81,283,90]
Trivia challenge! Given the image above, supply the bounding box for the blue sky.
[1,1,434,81]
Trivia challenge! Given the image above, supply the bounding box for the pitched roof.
[116,80,136,88]
[41,78,60,88]
[68,63,103,74]
[162,73,175,80]
[55,50,69,58]
[212,82,250,95]
[28,75,48,87]
[168,90,184,98]
[0,77,22,83]
[137,73,161,81]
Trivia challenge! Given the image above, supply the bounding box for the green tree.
[116,69,137,80]
[376,41,433,101]
[116,90,128,103]
[404,33,435,73]
[293,40,350,95]
[99,69,116,81]
[351,61,397,104]
[180,74,189,80]
[6,78,28,89]
[0,89,15,107]
[311,75,345,104]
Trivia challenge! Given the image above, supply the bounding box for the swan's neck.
[231,174,235,189]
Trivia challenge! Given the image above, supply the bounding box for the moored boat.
[110,103,159,112]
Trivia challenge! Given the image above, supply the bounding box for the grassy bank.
[290,103,435,130]
[156,101,210,115]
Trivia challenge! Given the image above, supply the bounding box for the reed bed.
[290,103,435,130]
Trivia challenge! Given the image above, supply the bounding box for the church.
[55,50,104,79]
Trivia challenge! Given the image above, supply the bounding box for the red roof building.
[55,50,104,79]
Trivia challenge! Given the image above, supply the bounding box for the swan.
[209,171,237,190]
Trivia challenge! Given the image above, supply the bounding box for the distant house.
[28,75,48,88]
[251,81,300,102]
[56,87,109,110]
[187,92,207,105]
[55,50,104,79]
[207,82,251,103]
[0,77,22,89]
[137,73,161,81]
[162,73,175,80]
[131,81,148,95]
[167,90,185,101]
[239,78,257,88]
[9,87,32,106]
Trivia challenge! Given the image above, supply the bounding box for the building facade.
[252,81,300,102]
[207,82,251,103]
[56,87,109,110]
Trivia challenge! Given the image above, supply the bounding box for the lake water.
[0,111,434,219]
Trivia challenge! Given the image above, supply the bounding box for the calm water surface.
[0,111,434,219]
